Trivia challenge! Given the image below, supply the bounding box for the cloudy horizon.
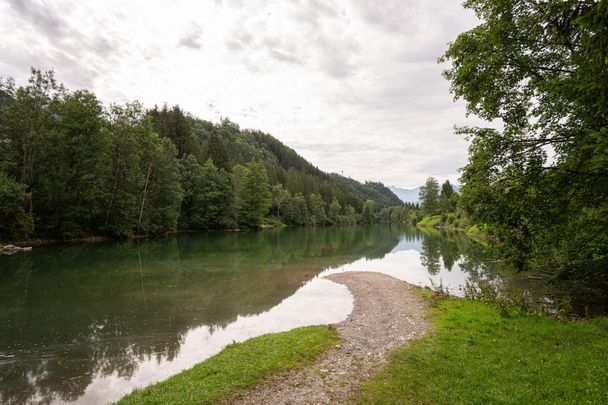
[0,0,486,188]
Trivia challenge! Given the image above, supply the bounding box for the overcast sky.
[0,0,484,188]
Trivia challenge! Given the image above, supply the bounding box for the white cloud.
[0,0,485,188]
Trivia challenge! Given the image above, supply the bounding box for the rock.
[2,244,32,255]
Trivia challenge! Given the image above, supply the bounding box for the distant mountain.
[390,186,421,204]
[390,183,459,204]
[249,132,402,209]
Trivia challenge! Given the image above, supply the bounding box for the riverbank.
[116,271,608,404]
[229,272,429,404]
[117,326,337,405]
[417,214,495,243]
[0,227,265,248]
[360,292,608,404]
[117,272,429,404]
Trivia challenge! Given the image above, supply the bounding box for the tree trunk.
[137,163,153,235]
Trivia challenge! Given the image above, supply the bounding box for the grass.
[117,325,338,405]
[417,215,443,227]
[359,297,608,404]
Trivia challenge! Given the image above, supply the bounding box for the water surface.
[0,225,499,404]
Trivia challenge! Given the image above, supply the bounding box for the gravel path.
[226,271,430,404]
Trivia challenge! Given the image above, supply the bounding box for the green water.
[0,225,496,404]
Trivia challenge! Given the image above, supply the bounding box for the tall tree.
[271,183,289,217]
[419,177,440,216]
[148,104,198,158]
[104,103,148,238]
[439,180,456,213]
[137,135,183,236]
[202,130,231,171]
[183,158,232,229]
[237,160,272,228]
[442,0,608,277]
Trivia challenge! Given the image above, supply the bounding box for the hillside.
[0,70,401,240]
[181,115,401,212]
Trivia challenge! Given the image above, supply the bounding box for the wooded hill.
[0,69,400,240]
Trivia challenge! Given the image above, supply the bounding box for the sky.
[0,0,485,188]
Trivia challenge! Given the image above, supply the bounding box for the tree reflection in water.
[0,226,405,405]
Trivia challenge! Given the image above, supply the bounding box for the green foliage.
[379,203,418,225]
[202,130,231,171]
[1,70,111,238]
[0,69,402,240]
[117,326,338,405]
[271,183,290,217]
[0,172,33,239]
[360,298,608,404]
[417,215,442,228]
[237,161,272,228]
[328,197,342,224]
[136,136,183,236]
[103,103,150,238]
[179,157,232,229]
[439,180,457,213]
[442,0,608,279]
[291,192,310,226]
[361,200,376,224]
[419,177,440,216]
[307,193,328,225]
[148,104,199,158]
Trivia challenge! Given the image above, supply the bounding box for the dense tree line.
[0,69,400,240]
[375,177,461,228]
[441,0,608,282]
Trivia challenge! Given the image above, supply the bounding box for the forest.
[0,70,401,241]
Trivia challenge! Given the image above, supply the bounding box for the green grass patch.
[117,325,338,405]
[417,215,443,227]
[360,298,608,404]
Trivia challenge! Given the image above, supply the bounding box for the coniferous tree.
[148,104,198,158]
[237,160,272,228]
[280,190,296,225]
[419,177,440,216]
[178,154,204,229]
[197,159,233,228]
[439,180,456,214]
[202,130,231,171]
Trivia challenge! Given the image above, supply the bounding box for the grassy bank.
[360,295,608,404]
[416,214,493,243]
[117,326,338,405]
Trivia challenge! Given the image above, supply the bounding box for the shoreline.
[227,272,430,404]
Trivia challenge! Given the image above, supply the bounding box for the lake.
[0,225,502,404]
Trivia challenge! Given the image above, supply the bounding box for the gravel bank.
[227,271,430,404]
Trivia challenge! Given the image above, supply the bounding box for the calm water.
[0,225,500,405]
